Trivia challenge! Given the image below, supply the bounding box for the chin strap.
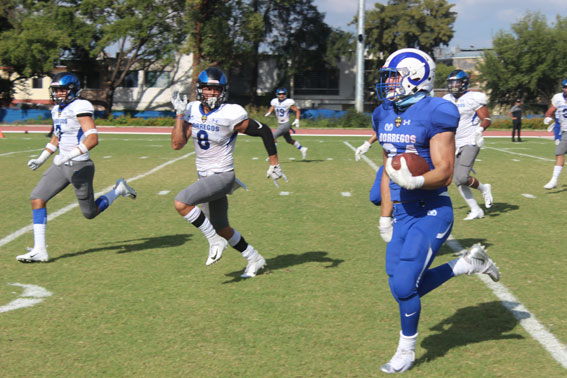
[394,91,427,112]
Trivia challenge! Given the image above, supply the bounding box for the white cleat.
[482,183,493,208]
[16,248,49,263]
[114,178,137,199]
[464,208,484,220]
[240,253,266,278]
[380,349,415,374]
[463,243,500,282]
[206,235,228,266]
[543,179,557,190]
[300,147,308,160]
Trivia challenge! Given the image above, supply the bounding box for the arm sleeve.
[244,119,278,156]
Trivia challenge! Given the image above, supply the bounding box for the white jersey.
[551,93,567,131]
[443,91,487,148]
[51,99,95,161]
[270,97,296,124]
[183,101,247,175]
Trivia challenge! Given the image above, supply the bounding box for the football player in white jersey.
[542,79,567,189]
[443,70,493,220]
[171,67,286,278]
[265,88,308,160]
[18,72,137,263]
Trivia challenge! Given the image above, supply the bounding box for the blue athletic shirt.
[373,96,459,202]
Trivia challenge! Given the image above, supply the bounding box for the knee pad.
[390,274,418,301]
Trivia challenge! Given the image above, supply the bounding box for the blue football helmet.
[196,67,228,109]
[447,69,470,96]
[276,88,288,96]
[50,72,81,106]
[376,48,436,102]
[562,78,567,87]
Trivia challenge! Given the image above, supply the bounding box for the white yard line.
[345,140,567,369]
[0,148,43,157]
[483,146,556,162]
[0,152,194,249]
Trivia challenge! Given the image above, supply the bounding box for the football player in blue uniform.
[18,72,137,263]
[372,49,500,373]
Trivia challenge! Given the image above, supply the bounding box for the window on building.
[294,68,339,95]
[119,71,139,88]
[32,77,43,89]
[145,71,171,88]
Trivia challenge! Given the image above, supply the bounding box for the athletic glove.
[292,119,300,128]
[267,164,288,188]
[171,91,188,115]
[355,141,372,161]
[474,126,485,147]
[385,157,425,190]
[27,150,52,171]
[379,216,393,243]
[544,117,555,132]
[264,111,271,117]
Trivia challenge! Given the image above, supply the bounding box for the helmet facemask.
[49,73,81,106]
[447,70,470,96]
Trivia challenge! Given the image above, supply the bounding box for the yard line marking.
[343,141,380,171]
[348,140,567,369]
[483,146,555,162]
[0,283,52,313]
[522,193,536,199]
[0,152,194,249]
[0,148,43,157]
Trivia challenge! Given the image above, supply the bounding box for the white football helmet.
[376,48,436,102]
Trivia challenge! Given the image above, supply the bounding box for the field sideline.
[1,131,566,377]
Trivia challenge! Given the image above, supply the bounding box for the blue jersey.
[373,96,459,202]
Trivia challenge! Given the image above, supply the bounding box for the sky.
[313,0,567,49]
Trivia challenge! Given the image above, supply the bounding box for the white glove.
[544,117,555,132]
[292,119,300,128]
[555,139,560,146]
[385,157,425,190]
[355,141,372,161]
[171,91,188,114]
[474,126,484,147]
[379,216,393,243]
[53,152,71,166]
[267,164,288,188]
[264,111,271,117]
[27,150,52,171]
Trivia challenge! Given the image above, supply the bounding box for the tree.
[479,12,567,107]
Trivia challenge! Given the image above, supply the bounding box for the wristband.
[78,143,89,154]
[45,143,58,153]
[84,128,98,136]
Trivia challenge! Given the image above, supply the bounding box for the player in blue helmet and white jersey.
[542,79,567,189]
[18,72,137,263]
[265,88,308,160]
[372,49,500,374]
[171,67,287,278]
[443,70,493,220]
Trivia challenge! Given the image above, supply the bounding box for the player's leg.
[216,226,266,278]
[544,134,567,189]
[17,165,69,262]
[454,146,486,219]
[284,131,308,160]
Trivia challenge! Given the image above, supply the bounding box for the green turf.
[1,133,566,377]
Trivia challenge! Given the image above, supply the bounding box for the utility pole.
[355,0,365,112]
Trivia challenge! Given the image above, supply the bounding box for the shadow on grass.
[454,202,519,219]
[48,233,192,262]
[415,301,524,367]
[222,251,344,284]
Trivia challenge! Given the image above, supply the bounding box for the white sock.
[293,141,302,150]
[103,188,119,206]
[33,224,46,250]
[448,257,469,276]
[228,230,241,247]
[477,182,485,192]
[242,245,258,261]
[552,165,563,180]
[458,185,481,211]
[398,331,418,351]
[184,207,216,240]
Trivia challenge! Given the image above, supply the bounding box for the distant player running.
[265,88,308,160]
[18,72,136,263]
[542,78,567,189]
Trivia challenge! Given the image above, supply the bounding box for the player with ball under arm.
[372,48,500,374]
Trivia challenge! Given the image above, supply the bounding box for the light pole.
[355,0,365,112]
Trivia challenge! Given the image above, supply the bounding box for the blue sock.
[95,196,110,213]
[417,264,454,297]
[33,208,47,224]
[399,294,421,337]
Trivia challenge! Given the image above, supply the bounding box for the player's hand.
[385,157,425,190]
[379,216,393,243]
[27,158,43,171]
[355,141,372,161]
[171,91,188,115]
[292,119,300,128]
[555,139,560,146]
[53,152,71,166]
[264,112,271,117]
[544,117,555,132]
[474,126,484,147]
[267,164,288,188]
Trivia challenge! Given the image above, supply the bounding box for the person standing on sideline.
[510,99,523,142]
[443,70,493,220]
[171,67,287,278]
[265,88,308,160]
[18,72,137,263]
[542,79,567,189]
[373,48,500,374]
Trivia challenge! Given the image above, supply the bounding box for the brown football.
[391,153,430,176]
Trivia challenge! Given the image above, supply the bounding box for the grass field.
[1,132,566,377]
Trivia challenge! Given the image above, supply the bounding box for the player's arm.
[27,134,59,170]
[379,148,394,242]
[355,133,379,161]
[53,115,98,166]
[544,105,557,130]
[171,116,191,150]
[291,105,301,127]
[424,131,455,188]
[265,105,275,117]
[476,106,491,129]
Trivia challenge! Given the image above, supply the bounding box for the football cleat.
[241,253,266,278]
[481,184,493,208]
[114,178,137,199]
[463,243,500,282]
[380,349,415,374]
[16,248,49,263]
[300,147,308,160]
[464,208,484,220]
[544,179,557,190]
[206,235,228,266]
